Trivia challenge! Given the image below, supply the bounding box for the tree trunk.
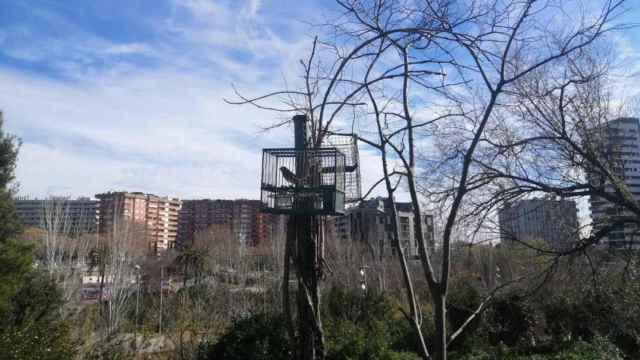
[434,292,447,360]
[183,260,187,288]
[290,114,324,360]
[295,213,324,360]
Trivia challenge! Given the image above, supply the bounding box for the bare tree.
[228,37,349,360]
[97,213,142,336]
[436,35,640,251]
[229,0,629,359]
[37,197,93,310]
[199,223,239,272]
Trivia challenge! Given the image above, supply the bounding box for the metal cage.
[261,148,346,215]
[322,134,361,203]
